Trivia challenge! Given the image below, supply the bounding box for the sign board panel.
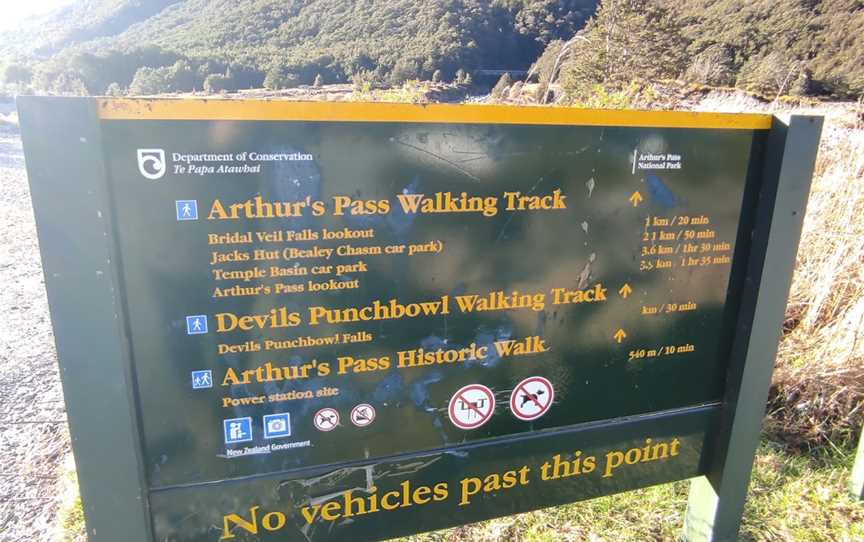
[18,98,821,542]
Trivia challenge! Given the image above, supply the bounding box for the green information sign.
[18,98,821,542]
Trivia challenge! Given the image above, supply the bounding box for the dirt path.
[0,127,70,542]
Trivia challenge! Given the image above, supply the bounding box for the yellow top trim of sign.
[97,99,773,130]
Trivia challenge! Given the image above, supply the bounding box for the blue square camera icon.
[191,370,213,389]
[186,315,208,335]
[263,413,291,439]
[176,200,198,221]
[223,417,253,444]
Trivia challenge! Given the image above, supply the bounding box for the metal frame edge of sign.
[17,96,154,542]
[95,97,773,130]
[683,115,823,542]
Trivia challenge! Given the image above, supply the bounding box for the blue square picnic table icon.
[263,413,291,439]
[191,370,213,389]
[175,200,198,221]
[186,315,208,334]
[223,417,253,444]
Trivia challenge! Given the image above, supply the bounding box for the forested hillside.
[0,0,596,95]
[527,0,864,103]
[0,0,862,99]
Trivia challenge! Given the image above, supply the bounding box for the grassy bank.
[400,441,863,542]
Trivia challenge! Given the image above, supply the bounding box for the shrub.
[104,82,125,96]
[684,44,736,87]
[389,59,420,86]
[203,72,234,93]
[1,63,32,85]
[491,72,513,100]
[736,52,805,97]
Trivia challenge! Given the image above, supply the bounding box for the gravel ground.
[0,124,70,542]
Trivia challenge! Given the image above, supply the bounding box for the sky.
[0,0,76,31]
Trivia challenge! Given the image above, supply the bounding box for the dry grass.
[766,104,864,448]
[401,441,864,542]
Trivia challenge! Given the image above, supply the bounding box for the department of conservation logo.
[137,148,166,180]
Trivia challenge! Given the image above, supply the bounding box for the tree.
[560,0,688,102]
[204,73,233,93]
[513,0,598,45]
[389,59,419,86]
[2,63,32,86]
[128,67,171,95]
[737,51,807,97]
[263,65,284,90]
[105,82,125,96]
[168,60,196,92]
[683,44,735,87]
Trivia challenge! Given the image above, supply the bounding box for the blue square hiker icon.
[175,200,198,221]
[191,370,213,389]
[186,315,208,335]
[263,413,291,439]
[223,417,253,444]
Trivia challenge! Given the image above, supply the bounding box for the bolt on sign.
[18,97,821,542]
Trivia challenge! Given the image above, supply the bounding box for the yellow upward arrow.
[618,283,632,299]
[629,191,643,207]
[614,329,627,343]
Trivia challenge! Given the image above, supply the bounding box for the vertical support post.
[683,115,823,541]
[18,97,152,542]
[851,428,864,499]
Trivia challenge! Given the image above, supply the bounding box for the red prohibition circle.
[509,376,554,421]
[313,408,340,432]
[350,403,376,427]
[448,384,495,430]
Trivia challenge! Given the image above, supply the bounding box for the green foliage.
[128,66,171,95]
[104,82,124,96]
[668,0,864,98]
[509,0,598,45]
[4,0,862,98]
[127,59,202,95]
[351,79,430,103]
[560,0,688,103]
[389,58,421,86]
[736,51,808,97]
[263,65,301,90]
[1,0,595,94]
[1,63,32,85]
[683,44,735,87]
[569,81,656,109]
[203,72,234,94]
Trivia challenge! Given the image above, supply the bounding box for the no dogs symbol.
[448,384,495,430]
[510,376,554,421]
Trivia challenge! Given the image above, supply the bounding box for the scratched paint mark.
[577,252,596,289]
